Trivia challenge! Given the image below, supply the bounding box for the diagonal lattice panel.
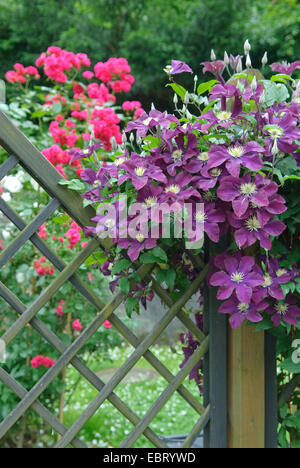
[0,110,215,448]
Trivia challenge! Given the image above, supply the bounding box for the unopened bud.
[246,54,252,69]
[224,51,230,66]
[272,139,279,156]
[186,109,193,120]
[262,52,268,67]
[122,133,127,145]
[184,92,189,104]
[244,39,251,55]
[236,58,243,73]
[251,76,257,91]
[210,49,216,61]
[151,103,155,110]
[129,132,135,144]
[259,92,265,105]
[194,74,198,83]
[173,93,178,105]
[110,136,117,151]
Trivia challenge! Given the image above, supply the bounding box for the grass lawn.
[63,344,203,448]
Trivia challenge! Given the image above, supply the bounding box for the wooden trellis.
[0,109,277,448]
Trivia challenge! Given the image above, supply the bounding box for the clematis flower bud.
[210,49,216,61]
[224,51,230,66]
[244,39,251,55]
[251,76,257,90]
[262,52,268,68]
[272,138,279,156]
[183,92,189,104]
[246,54,252,69]
[236,58,243,73]
[173,93,178,105]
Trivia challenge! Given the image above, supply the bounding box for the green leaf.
[279,356,300,374]
[151,246,168,262]
[262,80,289,107]
[52,214,70,224]
[111,259,131,275]
[271,74,294,83]
[167,83,187,101]
[254,316,274,331]
[125,297,139,318]
[85,252,108,266]
[118,277,130,295]
[197,80,219,95]
[58,178,85,192]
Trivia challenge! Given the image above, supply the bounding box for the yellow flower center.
[275,303,288,316]
[231,272,245,283]
[238,302,249,312]
[240,183,257,196]
[195,211,207,222]
[209,168,222,177]
[136,233,145,243]
[228,145,244,158]
[144,196,157,207]
[104,219,115,228]
[165,184,180,194]
[114,157,126,166]
[216,111,232,121]
[172,150,183,162]
[245,216,261,232]
[197,152,209,161]
[263,275,273,287]
[276,268,287,277]
[135,167,146,177]
[267,127,284,139]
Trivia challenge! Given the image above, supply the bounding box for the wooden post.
[227,323,265,448]
[0,80,5,104]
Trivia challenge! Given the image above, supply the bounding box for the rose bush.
[0,46,142,447]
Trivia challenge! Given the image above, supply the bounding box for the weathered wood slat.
[0,368,87,449]
[54,269,208,448]
[0,154,18,181]
[0,198,59,268]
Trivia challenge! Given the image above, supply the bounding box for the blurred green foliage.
[0,0,299,108]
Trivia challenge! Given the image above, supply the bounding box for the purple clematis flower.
[207,141,264,178]
[160,172,202,203]
[209,255,264,303]
[262,109,300,155]
[193,107,242,133]
[125,109,179,137]
[170,60,193,75]
[227,210,286,250]
[194,202,226,243]
[201,60,225,80]
[270,61,300,76]
[217,173,278,218]
[69,142,103,163]
[118,154,167,190]
[219,296,268,329]
[266,294,300,327]
[117,235,157,262]
[253,259,291,302]
[153,127,199,176]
